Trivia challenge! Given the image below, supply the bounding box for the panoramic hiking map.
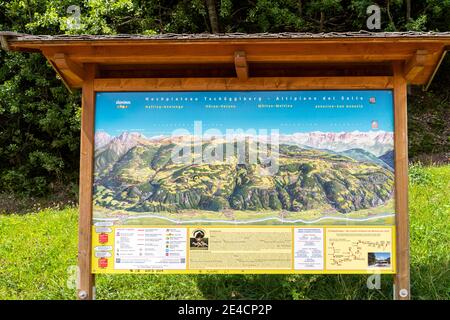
[93,91,395,227]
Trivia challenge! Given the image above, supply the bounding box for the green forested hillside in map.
[93,135,394,223]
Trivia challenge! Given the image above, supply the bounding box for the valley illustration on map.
[92,91,396,226]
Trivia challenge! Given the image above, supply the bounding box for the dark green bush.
[0,50,81,195]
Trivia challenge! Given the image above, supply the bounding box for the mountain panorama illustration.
[93,130,395,225]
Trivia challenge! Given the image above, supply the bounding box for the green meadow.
[0,164,448,300]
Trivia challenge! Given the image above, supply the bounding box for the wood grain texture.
[94,76,394,91]
[35,40,447,88]
[234,51,248,80]
[40,42,444,66]
[52,53,85,87]
[393,62,411,300]
[404,50,427,82]
[78,64,97,300]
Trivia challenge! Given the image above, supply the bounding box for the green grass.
[0,164,448,300]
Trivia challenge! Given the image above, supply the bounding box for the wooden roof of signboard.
[1,31,450,90]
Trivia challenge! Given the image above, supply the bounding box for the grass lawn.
[0,164,448,300]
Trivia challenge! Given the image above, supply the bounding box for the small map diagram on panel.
[325,228,393,271]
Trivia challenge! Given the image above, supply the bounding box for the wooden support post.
[393,62,411,300]
[234,51,248,80]
[78,64,97,300]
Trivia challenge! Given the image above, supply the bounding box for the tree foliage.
[0,0,449,195]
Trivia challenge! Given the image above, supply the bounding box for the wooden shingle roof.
[3,31,450,42]
[1,31,449,90]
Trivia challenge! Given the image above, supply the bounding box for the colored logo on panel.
[99,233,109,243]
[98,258,108,268]
[190,229,209,250]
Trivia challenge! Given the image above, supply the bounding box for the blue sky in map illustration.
[95,90,394,137]
[373,252,391,260]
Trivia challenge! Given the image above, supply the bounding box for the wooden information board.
[80,73,409,300]
[4,31,449,300]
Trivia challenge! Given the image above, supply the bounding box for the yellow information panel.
[92,90,397,275]
[92,226,395,274]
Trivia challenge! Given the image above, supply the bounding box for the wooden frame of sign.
[79,72,408,300]
[3,32,450,300]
